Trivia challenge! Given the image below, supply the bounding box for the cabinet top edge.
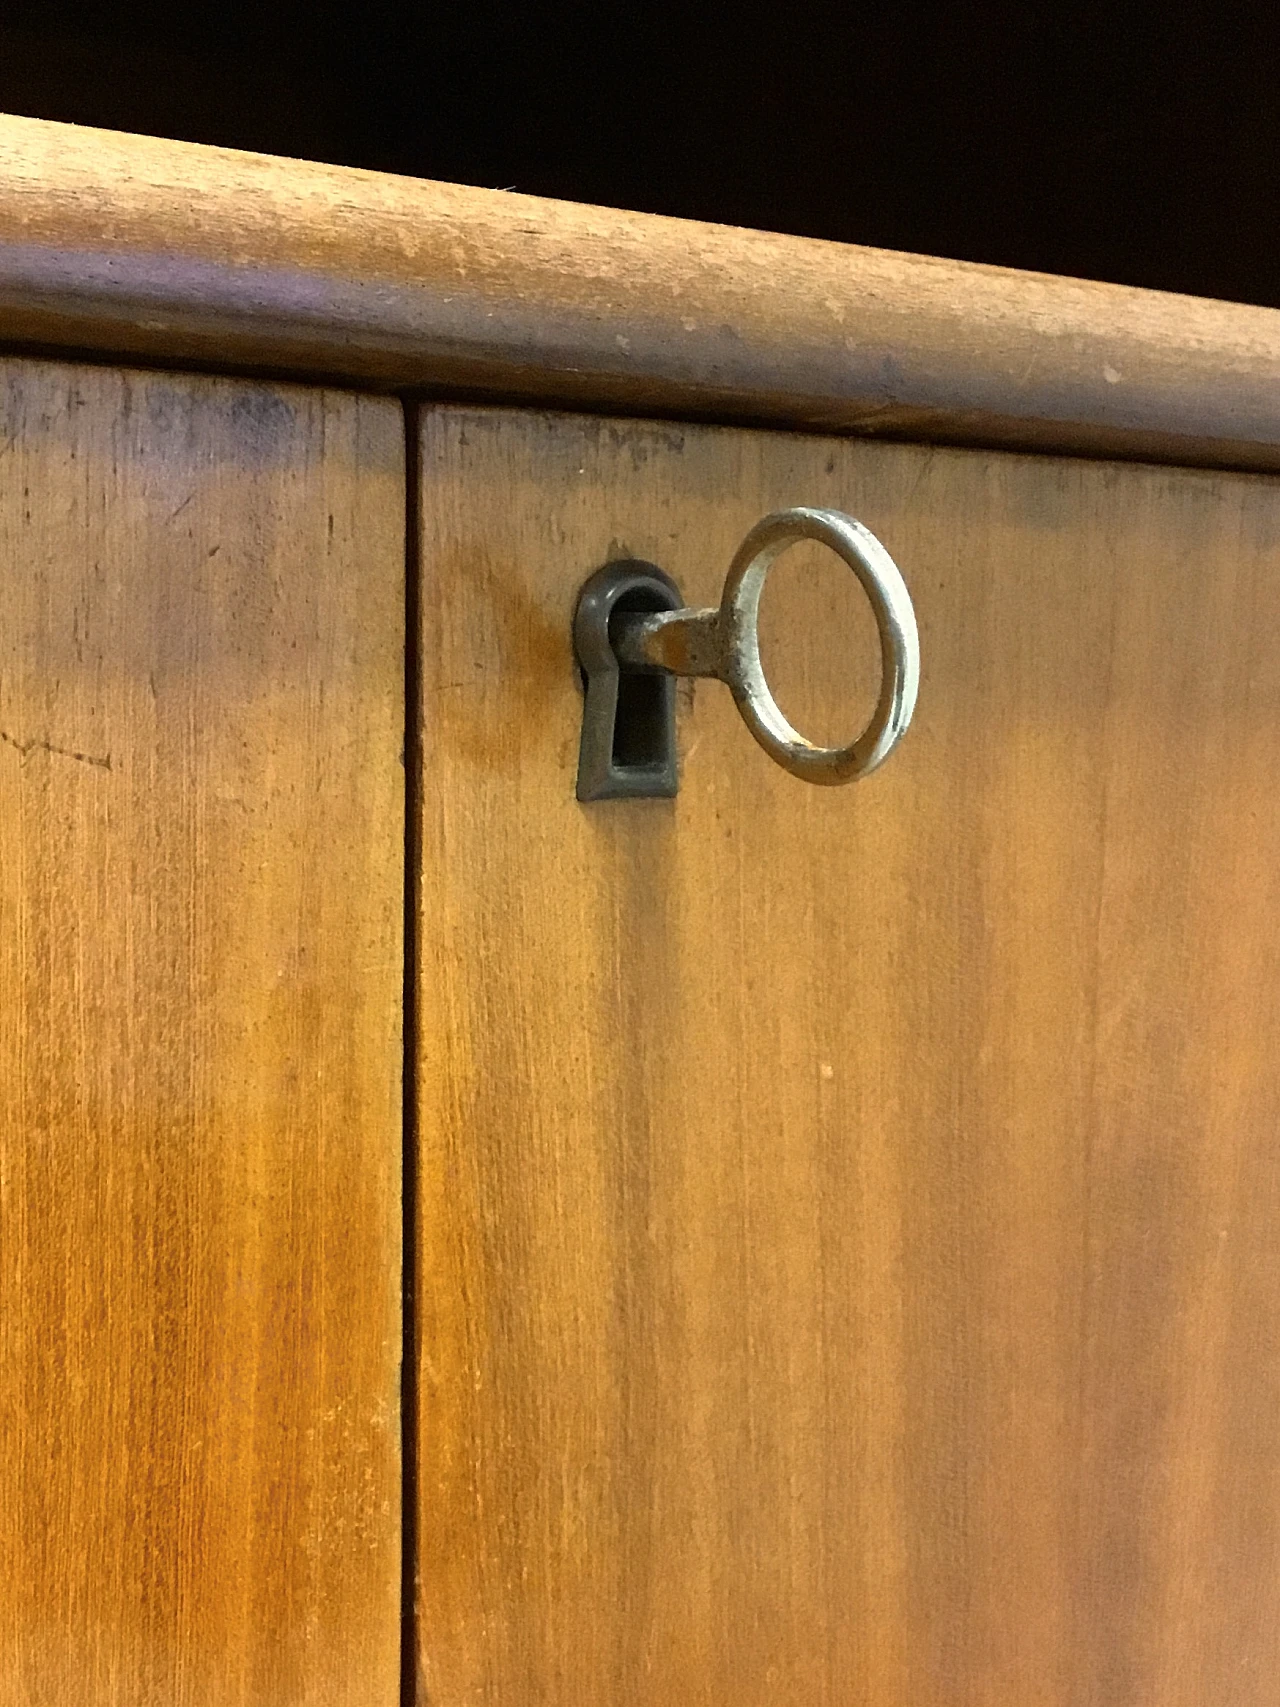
[2,110,1280,474]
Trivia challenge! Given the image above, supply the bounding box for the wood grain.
[414,405,1280,1705]
[4,113,1280,471]
[0,358,404,1704]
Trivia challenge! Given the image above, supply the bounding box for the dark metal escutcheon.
[573,560,683,801]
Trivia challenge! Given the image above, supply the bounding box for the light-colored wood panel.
[4,113,1280,469]
[414,406,1280,1705]
[0,359,404,1704]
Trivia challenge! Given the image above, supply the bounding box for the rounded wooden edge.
[2,111,1280,471]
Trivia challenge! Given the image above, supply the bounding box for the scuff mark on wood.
[0,729,112,770]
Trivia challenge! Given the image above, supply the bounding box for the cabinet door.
[0,360,404,1704]
[414,406,1280,1706]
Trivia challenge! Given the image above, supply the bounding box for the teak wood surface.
[3,112,1280,470]
[0,358,405,1704]
[414,406,1280,1706]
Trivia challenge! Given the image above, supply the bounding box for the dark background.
[1,3,1277,308]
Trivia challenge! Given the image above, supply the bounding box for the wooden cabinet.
[0,360,404,1703]
[3,109,1280,1707]
[413,408,1280,1705]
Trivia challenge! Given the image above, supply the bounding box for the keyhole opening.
[608,588,675,773]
